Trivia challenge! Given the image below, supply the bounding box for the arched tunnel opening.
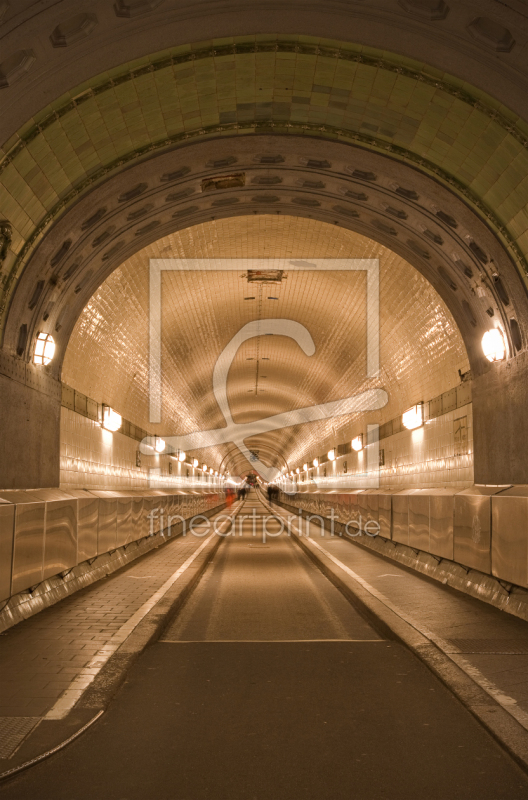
[59,213,472,494]
[1,8,528,797]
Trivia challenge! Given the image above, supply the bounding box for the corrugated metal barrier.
[279,485,528,590]
[0,488,224,603]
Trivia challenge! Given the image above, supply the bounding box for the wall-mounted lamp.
[178,451,186,462]
[328,449,336,461]
[33,332,55,366]
[303,463,308,472]
[193,458,199,468]
[482,328,506,362]
[312,458,319,467]
[210,467,214,474]
[295,467,300,474]
[351,435,363,452]
[402,403,424,430]
[102,404,122,432]
[155,437,165,453]
[203,464,207,471]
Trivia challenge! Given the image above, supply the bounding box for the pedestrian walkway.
[1,493,527,799]
[268,496,528,730]
[0,503,240,771]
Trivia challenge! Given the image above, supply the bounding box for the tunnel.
[1,2,528,798]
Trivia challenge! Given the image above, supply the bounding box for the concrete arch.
[4,134,524,377]
[1,33,528,488]
[1,1,528,137]
[1,35,528,337]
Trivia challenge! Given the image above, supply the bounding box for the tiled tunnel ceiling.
[2,33,528,345]
[63,215,469,476]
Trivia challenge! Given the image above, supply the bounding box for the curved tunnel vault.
[1,26,528,487]
[60,215,471,487]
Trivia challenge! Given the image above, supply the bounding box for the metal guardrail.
[0,488,224,602]
[280,485,528,590]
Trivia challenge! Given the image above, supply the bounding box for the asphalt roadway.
[2,494,528,799]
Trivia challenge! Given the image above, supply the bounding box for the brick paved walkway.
[0,510,233,730]
[271,502,528,729]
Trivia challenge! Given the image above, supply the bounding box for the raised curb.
[0,503,240,782]
[268,496,528,774]
[277,498,528,622]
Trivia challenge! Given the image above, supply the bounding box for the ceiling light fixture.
[352,435,363,452]
[102,405,122,432]
[402,403,424,430]
[33,332,55,366]
[482,328,506,362]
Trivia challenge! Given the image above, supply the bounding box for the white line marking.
[271,504,528,731]
[159,639,385,643]
[45,530,220,720]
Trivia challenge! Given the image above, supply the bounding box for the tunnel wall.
[0,366,61,490]
[60,407,218,491]
[60,402,474,492]
[0,488,225,631]
[472,351,528,486]
[278,488,528,593]
[299,402,474,491]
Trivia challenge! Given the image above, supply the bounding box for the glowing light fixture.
[203,464,207,471]
[178,451,186,462]
[193,458,199,468]
[33,332,55,366]
[303,463,308,472]
[296,467,300,474]
[210,467,214,474]
[482,328,506,362]
[328,449,336,461]
[102,404,122,432]
[351,435,363,452]
[155,437,165,453]
[402,403,424,430]
[313,458,319,467]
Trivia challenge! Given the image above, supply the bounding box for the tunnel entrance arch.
[1,37,528,487]
[59,214,473,494]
